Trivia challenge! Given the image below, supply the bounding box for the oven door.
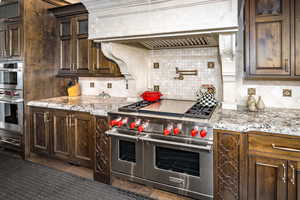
[143,135,213,199]
[0,100,23,133]
[106,130,144,178]
[0,69,23,90]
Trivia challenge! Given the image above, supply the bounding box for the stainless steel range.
[106,99,216,200]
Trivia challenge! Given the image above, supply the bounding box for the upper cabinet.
[50,3,122,77]
[245,0,300,80]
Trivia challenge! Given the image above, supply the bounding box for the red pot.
[140,91,163,102]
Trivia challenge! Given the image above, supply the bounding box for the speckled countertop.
[28,96,300,136]
[212,107,300,136]
[27,96,134,116]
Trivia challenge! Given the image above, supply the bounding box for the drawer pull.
[282,163,287,183]
[272,144,300,153]
[290,164,295,185]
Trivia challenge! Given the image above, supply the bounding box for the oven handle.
[106,130,141,140]
[0,99,24,104]
[141,136,212,152]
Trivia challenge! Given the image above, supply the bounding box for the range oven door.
[107,130,144,178]
[143,135,213,199]
[0,100,23,133]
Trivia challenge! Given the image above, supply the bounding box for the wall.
[79,47,222,101]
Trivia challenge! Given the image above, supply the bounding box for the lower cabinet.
[30,107,94,168]
[248,133,300,200]
[213,130,247,200]
[94,116,111,184]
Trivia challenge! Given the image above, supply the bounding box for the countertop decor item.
[67,80,81,97]
[196,85,217,107]
[256,96,265,111]
[247,95,257,112]
[140,91,163,102]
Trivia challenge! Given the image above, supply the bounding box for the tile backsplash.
[79,47,222,101]
[149,47,222,100]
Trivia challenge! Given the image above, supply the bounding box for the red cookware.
[140,91,163,102]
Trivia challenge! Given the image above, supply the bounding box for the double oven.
[107,116,213,200]
[0,61,24,148]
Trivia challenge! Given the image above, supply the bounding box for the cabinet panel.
[248,156,287,200]
[75,36,89,72]
[256,0,282,16]
[94,117,111,184]
[7,22,21,58]
[256,22,282,69]
[0,28,7,57]
[246,0,291,78]
[295,0,300,76]
[31,109,51,154]
[53,111,70,159]
[71,113,93,168]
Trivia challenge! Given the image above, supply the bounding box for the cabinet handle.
[284,59,289,72]
[272,144,300,153]
[44,112,49,123]
[282,163,287,183]
[290,164,295,185]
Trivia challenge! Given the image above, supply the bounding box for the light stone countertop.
[28,96,300,136]
[27,96,133,116]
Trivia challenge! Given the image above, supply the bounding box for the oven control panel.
[108,113,213,141]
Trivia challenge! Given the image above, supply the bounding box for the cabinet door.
[59,19,73,73]
[31,108,51,154]
[248,156,287,200]
[90,42,122,76]
[248,0,290,76]
[73,16,90,73]
[94,117,110,184]
[0,27,7,58]
[7,22,21,58]
[52,110,71,160]
[70,112,93,168]
[294,0,300,76]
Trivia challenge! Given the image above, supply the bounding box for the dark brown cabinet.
[245,0,300,80]
[51,3,122,77]
[31,108,51,155]
[213,130,247,200]
[94,116,111,184]
[30,107,94,168]
[0,21,22,58]
[248,133,300,200]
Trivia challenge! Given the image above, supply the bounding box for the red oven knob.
[164,129,171,136]
[110,117,121,127]
[173,128,180,135]
[200,129,207,138]
[130,119,141,129]
[130,122,137,129]
[117,118,128,127]
[164,124,173,136]
[191,126,199,137]
[137,121,149,133]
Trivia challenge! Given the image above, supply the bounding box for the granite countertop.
[212,107,300,136]
[27,96,133,116]
[28,96,300,136]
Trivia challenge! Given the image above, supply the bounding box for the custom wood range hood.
[81,0,240,109]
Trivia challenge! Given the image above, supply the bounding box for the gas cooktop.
[119,99,216,119]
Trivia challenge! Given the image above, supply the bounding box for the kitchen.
[0,0,299,200]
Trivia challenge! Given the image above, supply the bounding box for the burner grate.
[118,100,160,112]
[184,102,216,119]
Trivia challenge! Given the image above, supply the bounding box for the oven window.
[0,72,18,85]
[4,104,19,125]
[119,140,136,163]
[156,146,200,177]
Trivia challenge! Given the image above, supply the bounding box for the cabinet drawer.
[248,134,300,160]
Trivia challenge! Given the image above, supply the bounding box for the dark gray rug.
[0,153,152,200]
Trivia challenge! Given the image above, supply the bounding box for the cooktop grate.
[118,100,161,112]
